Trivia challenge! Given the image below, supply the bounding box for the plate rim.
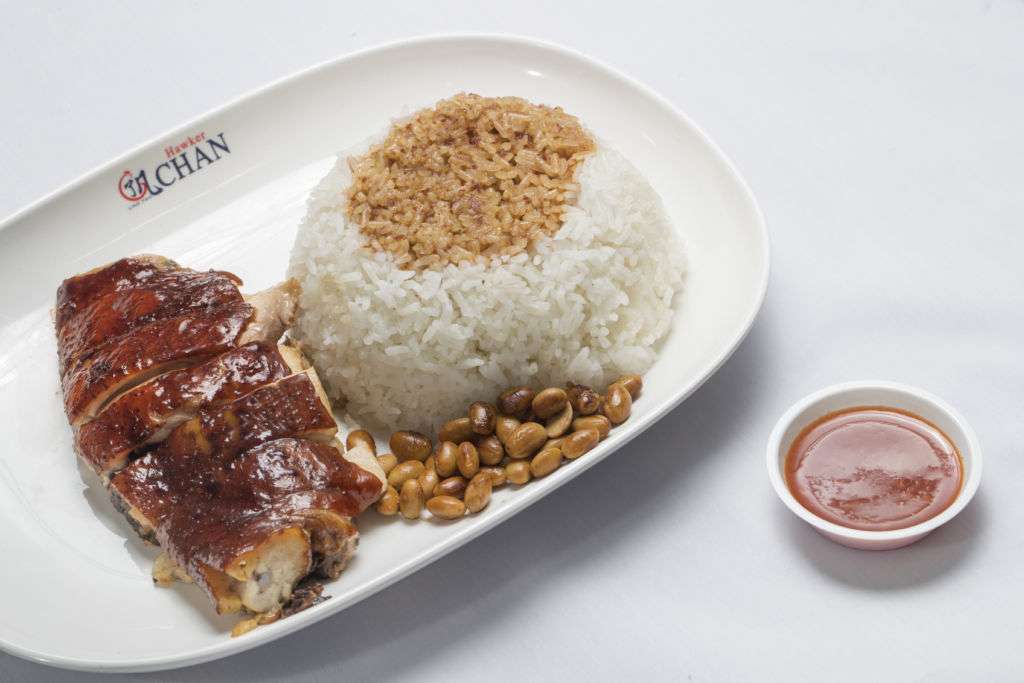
[0,32,770,672]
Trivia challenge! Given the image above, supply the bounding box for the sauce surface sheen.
[785,407,962,531]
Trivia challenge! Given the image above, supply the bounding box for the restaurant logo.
[117,131,232,207]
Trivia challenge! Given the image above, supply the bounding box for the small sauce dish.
[767,381,982,550]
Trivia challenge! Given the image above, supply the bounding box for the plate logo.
[116,131,232,208]
[118,170,149,202]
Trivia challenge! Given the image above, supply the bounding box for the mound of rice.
[289,97,685,434]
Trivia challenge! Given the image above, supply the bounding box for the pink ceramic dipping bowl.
[767,381,983,550]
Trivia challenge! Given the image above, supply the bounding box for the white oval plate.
[0,35,768,672]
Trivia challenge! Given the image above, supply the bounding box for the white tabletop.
[2,2,1022,681]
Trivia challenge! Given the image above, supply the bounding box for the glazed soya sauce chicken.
[55,256,386,634]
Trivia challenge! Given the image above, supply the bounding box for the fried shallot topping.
[346,93,596,269]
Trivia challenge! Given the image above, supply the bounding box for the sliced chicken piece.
[61,301,256,426]
[56,265,245,376]
[55,255,178,335]
[75,343,306,478]
[109,369,341,539]
[153,437,384,616]
[57,255,301,427]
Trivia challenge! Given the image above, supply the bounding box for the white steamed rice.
[288,143,685,434]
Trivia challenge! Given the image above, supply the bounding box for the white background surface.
[1,1,1021,681]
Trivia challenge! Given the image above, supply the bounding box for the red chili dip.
[785,407,962,531]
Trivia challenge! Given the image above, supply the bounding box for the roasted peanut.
[603,384,632,425]
[498,386,535,417]
[376,377,623,511]
[613,374,643,399]
[505,460,532,485]
[468,401,498,435]
[375,486,399,515]
[563,428,599,459]
[439,417,476,444]
[418,467,439,499]
[390,430,432,462]
[572,414,611,440]
[530,447,562,478]
[545,402,573,438]
[387,460,425,489]
[399,479,423,520]
[495,415,521,448]
[376,453,398,475]
[477,435,505,465]
[436,475,468,498]
[566,382,600,416]
[457,441,480,478]
[346,429,376,455]
[506,422,547,459]
[479,465,507,487]
[532,387,568,419]
[434,441,458,478]
[544,436,567,451]
[464,472,493,513]
[427,495,466,520]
